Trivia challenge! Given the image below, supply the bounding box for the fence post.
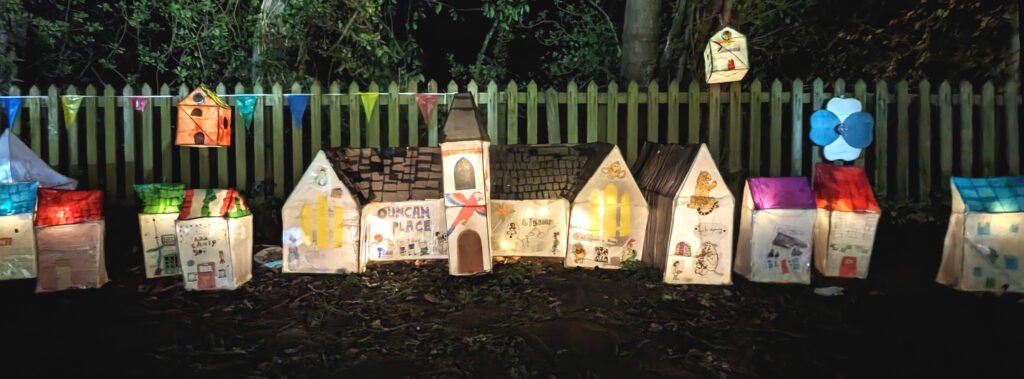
[810,78,825,174]
[84,85,98,189]
[160,84,173,183]
[567,81,579,143]
[626,81,639,163]
[769,80,783,177]
[606,81,619,145]
[271,83,285,197]
[408,80,421,147]
[366,82,381,148]
[875,80,889,198]
[104,85,117,201]
[348,82,361,148]
[708,84,721,159]
[586,81,599,143]
[506,81,519,144]
[749,79,763,176]
[233,83,248,190]
[687,80,700,144]
[959,81,974,177]
[329,81,342,148]
[121,84,136,200]
[938,81,953,189]
[289,82,304,189]
[388,81,400,147]
[1006,80,1020,175]
[487,81,500,144]
[311,81,323,153]
[527,81,539,144]
[647,80,659,143]
[728,81,742,174]
[918,80,932,201]
[214,83,228,188]
[667,81,680,144]
[790,78,804,176]
[981,81,996,177]
[28,86,42,156]
[47,85,59,167]
[896,80,910,200]
[252,83,267,189]
[427,80,439,146]
[545,87,561,144]
[853,80,868,168]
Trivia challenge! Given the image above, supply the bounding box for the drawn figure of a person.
[573,243,586,263]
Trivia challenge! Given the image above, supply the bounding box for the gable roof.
[952,176,1024,213]
[0,130,77,189]
[179,189,251,219]
[632,143,701,198]
[440,93,489,143]
[749,177,816,210]
[490,143,614,201]
[179,86,229,108]
[813,163,880,213]
[323,147,443,204]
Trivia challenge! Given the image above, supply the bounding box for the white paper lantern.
[176,189,253,291]
[735,177,816,284]
[565,145,648,270]
[812,163,880,278]
[937,177,1024,292]
[34,188,106,293]
[0,182,38,281]
[634,143,732,285]
[703,27,749,84]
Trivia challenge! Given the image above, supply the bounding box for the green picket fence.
[5,78,1021,204]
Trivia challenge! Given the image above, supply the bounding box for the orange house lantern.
[176,87,232,147]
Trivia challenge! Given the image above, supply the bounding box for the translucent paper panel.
[490,199,569,257]
[35,221,106,293]
[177,216,252,291]
[361,200,446,267]
[139,213,182,278]
[0,214,36,280]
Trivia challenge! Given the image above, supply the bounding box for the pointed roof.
[632,142,701,198]
[813,163,880,213]
[323,147,443,204]
[440,92,489,143]
[490,143,615,201]
[0,130,77,189]
[749,177,816,210]
[952,176,1024,213]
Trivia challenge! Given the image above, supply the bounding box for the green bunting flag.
[359,93,379,124]
[235,95,257,130]
[62,95,84,128]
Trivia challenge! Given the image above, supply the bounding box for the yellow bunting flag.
[359,93,379,124]
[62,95,84,128]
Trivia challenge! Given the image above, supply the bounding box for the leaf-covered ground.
[2,203,1023,378]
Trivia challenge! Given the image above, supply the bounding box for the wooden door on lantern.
[457,230,484,274]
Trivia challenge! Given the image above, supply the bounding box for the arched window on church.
[454,158,476,190]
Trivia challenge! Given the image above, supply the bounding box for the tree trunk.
[620,0,662,82]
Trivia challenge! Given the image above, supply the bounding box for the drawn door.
[197,262,216,289]
[456,230,484,274]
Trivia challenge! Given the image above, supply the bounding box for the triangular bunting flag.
[285,94,310,129]
[2,98,23,129]
[414,94,440,123]
[359,93,379,123]
[235,95,257,130]
[131,97,149,112]
[62,95,84,127]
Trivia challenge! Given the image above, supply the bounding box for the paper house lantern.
[634,143,732,285]
[0,182,38,280]
[176,189,252,291]
[735,177,817,284]
[561,144,648,270]
[490,144,633,259]
[135,183,185,279]
[176,87,232,147]
[937,177,1024,292]
[0,129,77,189]
[703,27,749,84]
[810,98,874,162]
[441,93,493,276]
[34,188,106,293]
[813,163,880,278]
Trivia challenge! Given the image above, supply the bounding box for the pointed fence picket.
[1,78,1019,205]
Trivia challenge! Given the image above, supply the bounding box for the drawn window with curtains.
[454,158,475,190]
[588,185,631,237]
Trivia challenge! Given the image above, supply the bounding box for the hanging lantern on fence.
[175,189,253,291]
[135,183,186,279]
[34,188,107,293]
[704,27,749,84]
[176,87,232,148]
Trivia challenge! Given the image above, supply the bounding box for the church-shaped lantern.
[176,87,232,147]
[440,93,492,276]
[135,183,186,279]
[703,27,749,84]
